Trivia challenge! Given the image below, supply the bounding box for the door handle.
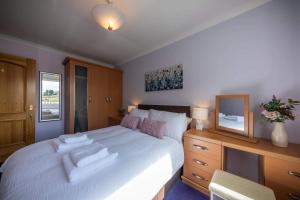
[88,96,92,104]
[29,105,34,111]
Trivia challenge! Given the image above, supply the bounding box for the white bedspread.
[0,126,184,200]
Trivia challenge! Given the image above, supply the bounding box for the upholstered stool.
[209,170,276,200]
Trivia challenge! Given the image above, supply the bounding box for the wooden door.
[0,53,35,162]
[88,66,109,130]
[107,70,123,118]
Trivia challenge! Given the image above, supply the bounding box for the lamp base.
[195,120,204,131]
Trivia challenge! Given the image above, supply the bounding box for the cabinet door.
[88,66,109,130]
[107,70,122,118]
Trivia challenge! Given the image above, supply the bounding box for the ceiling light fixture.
[92,0,125,31]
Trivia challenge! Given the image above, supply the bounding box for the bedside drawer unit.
[185,151,222,174]
[184,136,221,159]
[184,165,212,188]
[264,156,300,200]
[182,134,222,195]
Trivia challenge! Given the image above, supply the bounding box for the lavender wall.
[121,0,300,142]
[120,0,300,181]
[0,36,112,141]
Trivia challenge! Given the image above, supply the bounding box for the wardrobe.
[63,57,122,134]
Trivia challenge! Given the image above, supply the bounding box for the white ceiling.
[0,0,270,66]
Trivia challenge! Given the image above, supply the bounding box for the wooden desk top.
[185,129,300,163]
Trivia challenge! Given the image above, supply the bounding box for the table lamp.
[127,105,137,113]
[192,107,208,130]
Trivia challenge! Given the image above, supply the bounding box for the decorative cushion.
[140,118,167,139]
[149,109,187,143]
[129,108,150,129]
[120,115,140,130]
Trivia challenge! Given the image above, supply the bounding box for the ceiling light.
[92,0,125,31]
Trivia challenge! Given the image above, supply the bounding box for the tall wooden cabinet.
[63,57,122,134]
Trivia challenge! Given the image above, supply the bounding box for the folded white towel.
[53,138,93,153]
[63,153,118,182]
[70,143,109,167]
[59,133,88,144]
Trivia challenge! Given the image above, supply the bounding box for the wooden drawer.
[266,182,300,200]
[264,156,300,199]
[183,165,212,188]
[185,150,221,174]
[184,136,221,160]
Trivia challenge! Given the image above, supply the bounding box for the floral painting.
[145,64,183,92]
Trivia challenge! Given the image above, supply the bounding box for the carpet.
[164,180,209,200]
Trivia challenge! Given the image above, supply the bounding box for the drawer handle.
[288,193,300,200]
[288,171,300,178]
[193,159,208,166]
[192,173,208,181]
[193,144,208,151]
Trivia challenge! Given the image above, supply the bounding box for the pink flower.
[261,110,268,116]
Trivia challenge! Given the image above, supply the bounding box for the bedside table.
[108,116,123,126]
[181,129,223,196]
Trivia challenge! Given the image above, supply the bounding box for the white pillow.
[129,108,150,128]
[149,109,187,143]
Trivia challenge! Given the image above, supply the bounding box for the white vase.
[271,122,288,147]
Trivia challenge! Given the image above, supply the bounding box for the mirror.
[216,95,249,137]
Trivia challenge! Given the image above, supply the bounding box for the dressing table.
[182,94,300,200]
[182,129,300,200]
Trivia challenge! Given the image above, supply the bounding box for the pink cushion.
[120,115,140,130]
[140,118,167,139]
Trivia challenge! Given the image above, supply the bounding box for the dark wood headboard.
[138,104,191,117]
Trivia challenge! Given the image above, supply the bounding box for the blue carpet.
[164,180,209,200]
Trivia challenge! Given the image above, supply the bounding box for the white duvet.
[0,126,184,200]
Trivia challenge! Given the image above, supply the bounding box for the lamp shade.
[92,3,125,31]
[128,105,136,113]
[192,107,208,120]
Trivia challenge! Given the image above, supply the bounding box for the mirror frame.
[216,94,249,136]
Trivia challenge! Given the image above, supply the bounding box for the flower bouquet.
[260,95,299,147]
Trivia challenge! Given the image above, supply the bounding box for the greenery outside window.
[40,72,61,121]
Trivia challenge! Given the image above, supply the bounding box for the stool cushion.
[209,170,276,200]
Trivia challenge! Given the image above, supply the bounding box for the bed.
[0,105,190,200]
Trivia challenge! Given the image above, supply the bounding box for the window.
[40,72,61,121]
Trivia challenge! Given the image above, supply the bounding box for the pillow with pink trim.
[140,118,167,139]
[120,115,140,130]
